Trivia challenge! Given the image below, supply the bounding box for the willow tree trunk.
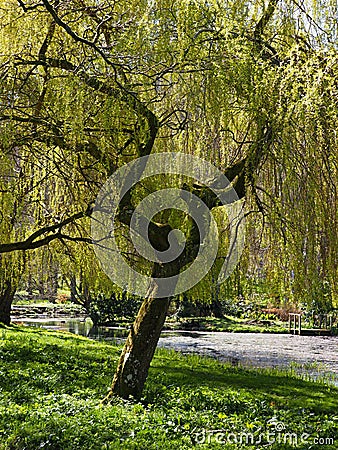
[103,263,174,401]
[0,281,16,325]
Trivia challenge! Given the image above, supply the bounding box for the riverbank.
[11,303,86,320]
[0,326,337,449]
[165,316,289,334]
[10,318,338,384]
[12,302,291,334]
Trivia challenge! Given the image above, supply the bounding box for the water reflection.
[13,318,130,341]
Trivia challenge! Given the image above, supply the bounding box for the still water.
[13,317,338,386]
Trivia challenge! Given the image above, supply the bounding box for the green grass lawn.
[0,326,337,449]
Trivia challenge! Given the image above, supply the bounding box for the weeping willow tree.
[0,0,337,397]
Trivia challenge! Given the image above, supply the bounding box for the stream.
[13,317,338,386]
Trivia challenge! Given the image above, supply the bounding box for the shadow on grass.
[150,353,338,413]
[2,327,337,415]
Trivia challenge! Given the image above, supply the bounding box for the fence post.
[298,314,301,335]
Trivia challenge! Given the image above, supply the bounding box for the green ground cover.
[166,316,290,334]
[0,327,337,449]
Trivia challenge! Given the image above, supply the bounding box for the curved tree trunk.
[103,263,175,401]
[105,295,170,400]
[0,281,16,325]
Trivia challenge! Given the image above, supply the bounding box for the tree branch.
[254,0,279,40]
[40,0,119,72]
[0,206,93,253]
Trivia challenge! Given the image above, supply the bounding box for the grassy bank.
[0,327,337,449]
[165,316,289,333]
[12,300,290,333]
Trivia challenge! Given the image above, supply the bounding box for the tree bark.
[211,299,224,319]
[103,263,175,401]
[0,281,16,325]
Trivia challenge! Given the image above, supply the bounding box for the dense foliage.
[88,292,142,325]
[0,0,337,311]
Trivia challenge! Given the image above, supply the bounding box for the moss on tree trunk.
[103,263,176,400]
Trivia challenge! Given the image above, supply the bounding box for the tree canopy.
[0,0,337,395]
[1,0,337,305]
